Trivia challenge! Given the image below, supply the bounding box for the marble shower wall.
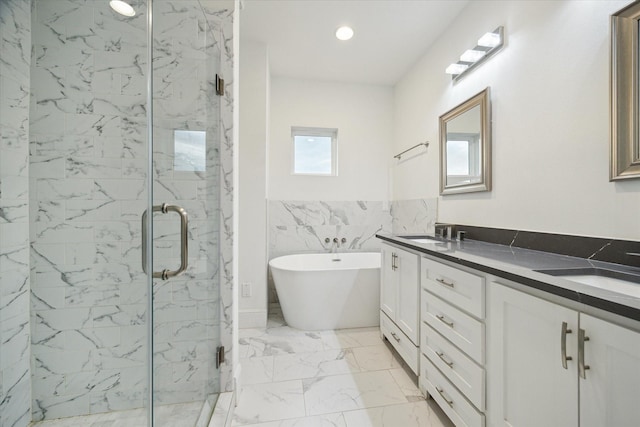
[27,0,235,420]
[151,0,226,406]
[0,1,32,426]
[28,0,150,420]
[390,198,438,235]
[267,200,393,303]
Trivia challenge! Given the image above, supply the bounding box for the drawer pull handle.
[435,386,454,407]
[436,278,455,288]
[436,351,454,368]
[436,314,454,328]
[390,332,401,342]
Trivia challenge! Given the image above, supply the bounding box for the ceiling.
[240,0,469,86]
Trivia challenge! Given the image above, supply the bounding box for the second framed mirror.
[440,87,491,195]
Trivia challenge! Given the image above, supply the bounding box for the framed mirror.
[440,87,491,195]
[611,1,640,180]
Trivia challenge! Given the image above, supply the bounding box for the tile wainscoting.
[266,199,437,306]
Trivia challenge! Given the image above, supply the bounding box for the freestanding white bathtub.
[269,252,381,331]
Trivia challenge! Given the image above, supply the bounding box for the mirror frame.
[611,1,640,180]
[440,87,491,195]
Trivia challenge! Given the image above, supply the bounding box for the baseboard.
[239,309,267,329]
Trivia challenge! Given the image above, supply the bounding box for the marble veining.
[1,0,32,426]
[235,311,453,427]
[24,0,235,422]
[267,200,392,304]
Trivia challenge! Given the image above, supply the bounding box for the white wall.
[393,0,640,241]
[269,77,393,201]
[239,40,269,327]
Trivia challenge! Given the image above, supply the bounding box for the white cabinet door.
[396,249,419,344]
[380,244,396,319]
[488,283,578,427]
[579,314,640,427]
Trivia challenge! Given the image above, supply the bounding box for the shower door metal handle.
[142,203,189,280]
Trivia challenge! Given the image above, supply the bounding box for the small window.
[174,130,206,172]
[291,127,337,176]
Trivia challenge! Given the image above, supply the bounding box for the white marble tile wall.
[390,198,438,235]
[0,1,32,426]
[27,0,236,421]
[209,1,236,394]
[267,200,393,303]
[266,199,437,305]
[28,0,150,421]
[151,0,229,406]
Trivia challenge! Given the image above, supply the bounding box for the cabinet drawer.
[422,258,485,319]
[422,290,484,364]
[380,311,419,374]
[420,354,485,427]
[421,323,485,410]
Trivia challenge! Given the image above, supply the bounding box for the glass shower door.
[149,1,221,425]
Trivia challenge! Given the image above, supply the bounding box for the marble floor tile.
[272,349,360,382]
[235,412,346,427]
[351,344,402,371]
[302,370,407,416]
[342,400,453,427]
[239,331,324,357]
[241,356,275,385]
[155,401,203,427]
[232,380,306,426]
[319,327,383,350]
[388,367,424,402]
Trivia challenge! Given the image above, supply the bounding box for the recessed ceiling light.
[335,26,354,41]
[110,0,136,17]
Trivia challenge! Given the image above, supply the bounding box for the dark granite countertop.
[376,233,640,322]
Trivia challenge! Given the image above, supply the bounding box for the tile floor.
[28,311,453,427]
[234,310,453,427]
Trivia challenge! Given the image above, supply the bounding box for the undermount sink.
[409,238,441,244]
[399,235,441,244]
[535,268,640,298]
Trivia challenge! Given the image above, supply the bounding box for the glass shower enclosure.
[0,0,227,425]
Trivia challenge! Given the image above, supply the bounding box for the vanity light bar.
[445,26,504,82]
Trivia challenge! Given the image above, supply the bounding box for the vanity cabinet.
[380,242,420,373]
[419,257,486,427]
[488,282,640,427]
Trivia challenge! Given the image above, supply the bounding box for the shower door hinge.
[215,74,224,96]
[216,345,225,369]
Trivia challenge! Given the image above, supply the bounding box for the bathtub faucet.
[333,237,347,247]
[325,237,347,254]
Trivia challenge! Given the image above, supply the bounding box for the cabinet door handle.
[390,332,401,342]
[435,387,454,407]
[391,253,397,271]
[561,321,573,369]
[578,328,591,379]
[436,314,454,328]
[436,351,454,368]
[436,278,455,288]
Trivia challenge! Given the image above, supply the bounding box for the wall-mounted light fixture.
[445,27,504,82]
